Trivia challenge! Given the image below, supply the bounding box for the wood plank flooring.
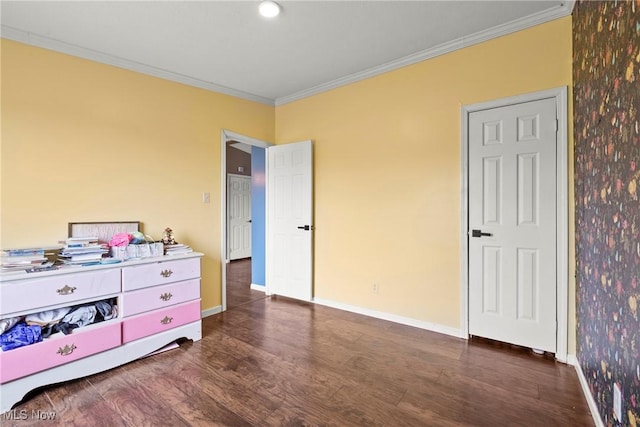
[226,258,267,308]
[3,292,594,426]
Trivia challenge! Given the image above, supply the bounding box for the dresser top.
[0,252,204,283]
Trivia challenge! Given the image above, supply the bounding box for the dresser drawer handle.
[160,316,173,325]
[56,285,77,295]
[159,292,173,301]
[160,269,173,278]
[57,344,77,356]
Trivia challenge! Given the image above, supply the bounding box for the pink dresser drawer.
[1,269,121,317]
[0,321,121,383]
[120,279,200,317]
[122,299,200,343]
[121,258,200,291]
[122,300,201,343]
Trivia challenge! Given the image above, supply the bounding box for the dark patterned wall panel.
[573,1,640,425]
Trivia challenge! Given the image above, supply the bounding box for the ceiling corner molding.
[275,1,574,106]
[0,25,276,107]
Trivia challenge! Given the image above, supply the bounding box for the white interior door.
[468,98,557,352]
[228,174,252,260]
[267,140,313,302]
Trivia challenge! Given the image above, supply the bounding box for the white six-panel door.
[227,174,252,260]
[468,98,557,352]
[267,140,313,302]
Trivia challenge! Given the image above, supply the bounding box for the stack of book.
[59,237,109,265]
[164,243,193,255]
[0,248,50,272]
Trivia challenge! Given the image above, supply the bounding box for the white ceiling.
[1,1,572,106]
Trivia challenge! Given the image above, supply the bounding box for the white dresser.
[0,253,203,413]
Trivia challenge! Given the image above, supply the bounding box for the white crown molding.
[275,1,575,106]
[1,1,574,108]
[0,25,275,106]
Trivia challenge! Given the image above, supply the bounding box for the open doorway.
[221,130,270,311]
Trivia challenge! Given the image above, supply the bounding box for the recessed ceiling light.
[259,0,281,18]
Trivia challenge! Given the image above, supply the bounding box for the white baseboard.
[201,305,222,318]
[571,355,604,427]
[250,283,266,292]
[312,298,465,338]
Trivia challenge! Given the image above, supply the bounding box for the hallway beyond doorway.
[226,258,266,308]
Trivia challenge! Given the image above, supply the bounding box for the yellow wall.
[0,39,275,310]
[276,18,575,349]
[2,16,576,353]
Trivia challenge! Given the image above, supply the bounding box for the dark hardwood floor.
[3,289,594,426]
[226,258,267,308]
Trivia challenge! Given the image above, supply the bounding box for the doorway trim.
[460,87,569,362]
[221,129,271,312]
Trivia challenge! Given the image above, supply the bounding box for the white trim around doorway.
[220,130,271,312]
[459,87,569,362]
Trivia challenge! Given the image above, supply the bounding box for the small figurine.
[162,227,176,245]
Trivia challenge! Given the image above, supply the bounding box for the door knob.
[297,225,314,231]
[471,229,492,237]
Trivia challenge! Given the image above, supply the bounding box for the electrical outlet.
[614,383,622,421]
[372,283,379,294]
[202,192,210,204]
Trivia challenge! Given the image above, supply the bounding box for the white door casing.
[220,130,270,313]
[227,174,252,260]
[266,140,313,302]
[468,97,558,353]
